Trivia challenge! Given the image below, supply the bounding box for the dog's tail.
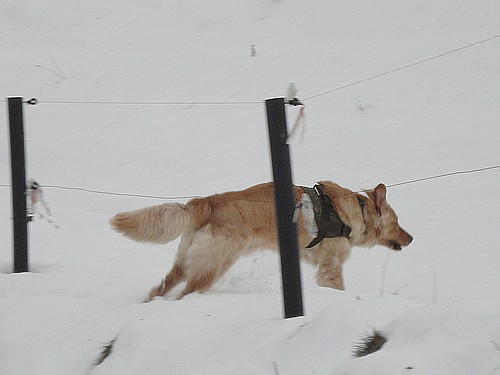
[110,203,192,244]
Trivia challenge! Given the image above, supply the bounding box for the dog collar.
[300,184,352,248]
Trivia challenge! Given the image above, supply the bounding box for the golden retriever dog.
[110,181,413,301]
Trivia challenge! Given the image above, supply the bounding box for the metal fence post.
[8,97,29,273]
[265,97,303,318]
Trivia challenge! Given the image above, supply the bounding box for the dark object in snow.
[94,339,116,366]
[353,330,387,358]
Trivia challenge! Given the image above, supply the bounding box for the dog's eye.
[357,198,365,209]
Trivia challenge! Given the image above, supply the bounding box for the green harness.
[300,184,352,248]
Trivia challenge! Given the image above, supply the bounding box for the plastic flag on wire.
[27,179,59,229]
[286,83,306,145]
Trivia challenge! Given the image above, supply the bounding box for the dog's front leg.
[316,259,345,290]
[314,238,351,290]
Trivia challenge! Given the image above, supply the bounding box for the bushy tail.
[110,203,191,244]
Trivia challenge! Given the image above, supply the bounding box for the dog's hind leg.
[147,262,185,302]
[176,253,240,299]
[176,226,244,299]
[145,231,194,302]
[176,269,218,300]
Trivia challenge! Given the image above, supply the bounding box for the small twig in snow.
[272,361,280,375]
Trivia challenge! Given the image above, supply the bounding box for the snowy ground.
[1,1,499,374]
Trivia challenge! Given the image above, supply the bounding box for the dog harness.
[300,184,352,248]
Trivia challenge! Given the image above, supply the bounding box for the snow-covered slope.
[1,1,499,373]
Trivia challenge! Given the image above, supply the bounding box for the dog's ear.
[373,183,387,214]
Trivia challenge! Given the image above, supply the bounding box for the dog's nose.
[400,228,413,246]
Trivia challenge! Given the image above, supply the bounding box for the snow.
[1,0,499,373]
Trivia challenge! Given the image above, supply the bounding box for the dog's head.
[317,181,413,251]
[363,183,413,251]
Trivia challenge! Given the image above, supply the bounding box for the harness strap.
[300,184,352,248]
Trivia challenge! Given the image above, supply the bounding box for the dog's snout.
[401,231,413,246]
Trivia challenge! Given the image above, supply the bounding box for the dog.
[110,181,413,301]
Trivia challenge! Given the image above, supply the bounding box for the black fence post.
[8,97,29,273]
[265,97,304,318]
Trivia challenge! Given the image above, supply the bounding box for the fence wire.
[3,33,498,107]
[1,164,498,201]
